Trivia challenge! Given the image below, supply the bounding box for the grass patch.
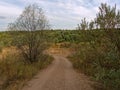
[0,51,53,90]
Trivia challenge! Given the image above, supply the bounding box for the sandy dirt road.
[22,48,94,90]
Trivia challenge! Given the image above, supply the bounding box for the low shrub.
[68,32,120,90]
[0,51,53,90]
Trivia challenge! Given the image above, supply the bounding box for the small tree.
[95,3,120,30]
[116,10,120,29]
[89,20,94,30]
[77,18,88,30]
[95,3,120,54]
[8,4,50,63]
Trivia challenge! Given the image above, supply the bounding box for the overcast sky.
[0,0,120,30]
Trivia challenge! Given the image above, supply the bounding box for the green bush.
[68,30,120,90]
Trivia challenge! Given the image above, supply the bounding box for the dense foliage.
[67,30,120,90]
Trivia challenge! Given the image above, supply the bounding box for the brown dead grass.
[0,47,19,61]
[46,44,72,57]
[0,46,53,90]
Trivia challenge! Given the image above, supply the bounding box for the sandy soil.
[22,48,94,90]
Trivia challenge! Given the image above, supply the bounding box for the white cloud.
[0,1,22,17]
[0,1,23,30]
[0,0,120,30]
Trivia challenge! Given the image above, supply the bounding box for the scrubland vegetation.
[0,32,53,90]
[67,3,120,90]
[44,3,120,90]
[51,29,120,90]
[0,4,53,90]
[67,30,120,90]
[0,2,120,90]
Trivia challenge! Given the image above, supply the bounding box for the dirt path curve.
[22,48,94,90]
